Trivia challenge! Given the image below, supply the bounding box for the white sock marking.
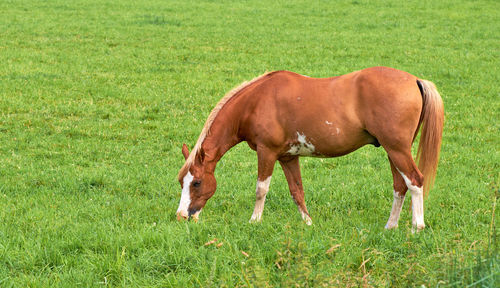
[397,169,425,231]
[410,186,425,231]
[250,176,271,222]
[300,210,313,225]
[385,190,405,229]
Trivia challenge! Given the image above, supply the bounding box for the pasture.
[0,0,498,286]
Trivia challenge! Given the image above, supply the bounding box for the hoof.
[412,223,425,233]
[384,223,398,230]
[300,209,313,225]
[302,214,313,226]
[249,214,262,223]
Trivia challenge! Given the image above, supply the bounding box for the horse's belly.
[283,128,372,158]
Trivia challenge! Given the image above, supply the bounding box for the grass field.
[0,0,499,286]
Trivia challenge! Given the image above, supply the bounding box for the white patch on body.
[176,171,193,219]
[287,132,316,156]
[336,128,340,135]
[250,176,272,222]
[325,120,332,125]
[385,190,405,229]
[397,169,425,231]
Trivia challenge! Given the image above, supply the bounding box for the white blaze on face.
[288,132,315,156]
[325,121,332,125]
[177,171,194,218]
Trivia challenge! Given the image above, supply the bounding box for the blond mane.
[178,71,275,180]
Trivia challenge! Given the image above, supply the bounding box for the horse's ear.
[182,143,190,160]
[195,147,205,165]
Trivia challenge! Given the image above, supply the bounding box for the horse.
[176,67,443,231]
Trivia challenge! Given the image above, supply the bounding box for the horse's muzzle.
[176,209,201,222]
[188,208,201,222]
[176,210,189,221]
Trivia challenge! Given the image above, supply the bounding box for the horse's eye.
[192,180,201,188]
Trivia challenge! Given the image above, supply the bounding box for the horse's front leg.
[249,147,277,223]
[279,157,312,225]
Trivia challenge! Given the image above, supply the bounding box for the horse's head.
[176,144,216,221]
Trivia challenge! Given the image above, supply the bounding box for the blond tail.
[416,79,444,196]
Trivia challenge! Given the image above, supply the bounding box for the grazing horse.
[176,67,443,231]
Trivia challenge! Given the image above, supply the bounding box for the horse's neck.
[201,107,242,166]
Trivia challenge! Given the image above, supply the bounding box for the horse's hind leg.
[385,149,425,231]
[279,157,312,225]
[249,147,277,223]
[385,157,409,229]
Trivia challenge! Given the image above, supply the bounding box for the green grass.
[0,0,499,286]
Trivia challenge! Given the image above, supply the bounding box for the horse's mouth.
[176,209,201,222]
[188,208,202,222]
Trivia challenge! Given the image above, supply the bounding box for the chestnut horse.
[177,67,443,231]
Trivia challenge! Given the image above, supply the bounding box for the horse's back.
[244,70,372,156]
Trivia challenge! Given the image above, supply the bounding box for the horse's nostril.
[176,211,188,221]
